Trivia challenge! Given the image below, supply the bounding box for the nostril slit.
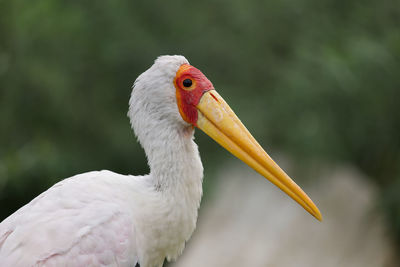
[210,92,219,103]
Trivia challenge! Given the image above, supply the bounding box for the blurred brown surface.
[173,160,397,267]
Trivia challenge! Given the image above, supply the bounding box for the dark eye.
[182,79,193,88]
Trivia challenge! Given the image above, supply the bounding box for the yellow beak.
[196,90,322,221]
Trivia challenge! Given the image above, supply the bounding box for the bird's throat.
[145,125,203,195]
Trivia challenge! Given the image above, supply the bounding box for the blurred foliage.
[0,0,399,245]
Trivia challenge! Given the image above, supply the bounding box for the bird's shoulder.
[0,170,140,267]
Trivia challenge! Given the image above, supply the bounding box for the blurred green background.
[0,0,399,250]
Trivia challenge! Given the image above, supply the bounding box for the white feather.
[0,55,204,267]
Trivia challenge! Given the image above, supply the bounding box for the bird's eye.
[182,79,193,88]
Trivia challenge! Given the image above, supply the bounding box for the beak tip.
[313,210,323,222]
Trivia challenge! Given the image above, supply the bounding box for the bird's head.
[130,55,322,221]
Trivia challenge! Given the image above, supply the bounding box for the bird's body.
[0,55,321,267]
[0,168,200,267]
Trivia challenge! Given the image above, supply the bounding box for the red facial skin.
[174,64,214,126]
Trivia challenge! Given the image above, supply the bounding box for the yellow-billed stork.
[0,55,321,267]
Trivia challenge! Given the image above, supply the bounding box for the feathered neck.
[142,121,203,192]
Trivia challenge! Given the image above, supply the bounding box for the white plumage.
[0,56,203,267]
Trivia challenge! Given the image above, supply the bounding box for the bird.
[0,55,321,267]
